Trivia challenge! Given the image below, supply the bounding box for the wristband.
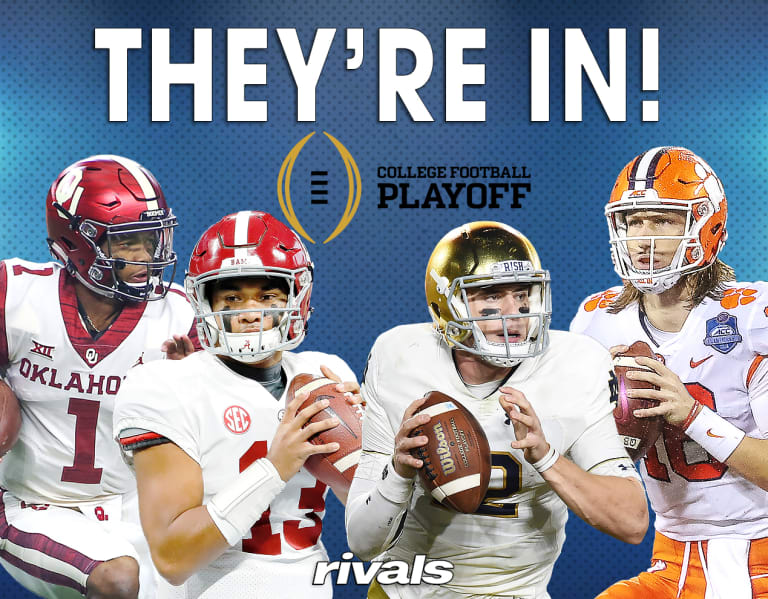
[680,400,702,431]
[206,458,286,546]
[532,445,560,473]
[376,458,416,504]
[684,406,746,463]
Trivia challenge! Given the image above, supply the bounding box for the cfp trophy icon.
[277,131,362,244]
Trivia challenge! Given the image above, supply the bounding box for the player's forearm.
[680,404,768,489]
[346,488,408,560]
[725,436,768,491]
[140,455,286,585]
[147,507,231,586]
[541,456,648,544]
[346,456,415,560]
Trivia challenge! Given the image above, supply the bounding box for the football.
[287,373,364,495]
[409,391,491,513]
[612,341,663,461]
[0,380,21,457]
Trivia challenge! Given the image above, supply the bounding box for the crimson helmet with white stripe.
[45,155,177,301]
[605,146,727,294]
[185,211,314,363]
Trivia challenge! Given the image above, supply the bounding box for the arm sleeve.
[345,452,415,561]
[345,344,415,560]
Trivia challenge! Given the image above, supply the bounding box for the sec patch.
[224,405,251,434]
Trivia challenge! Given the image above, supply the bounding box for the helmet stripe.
[90,154,159,210]
[110,155,155,198]
[628,146,668,190]
[234,210,251,258]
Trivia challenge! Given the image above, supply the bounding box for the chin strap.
[630,271,683,295]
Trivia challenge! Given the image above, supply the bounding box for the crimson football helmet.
[186,211,313,363]
[606,146,727,294]
[46,155,177,301]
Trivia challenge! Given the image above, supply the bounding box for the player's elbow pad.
[206,458,286,546]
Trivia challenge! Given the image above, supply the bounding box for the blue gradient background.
[2,1,767,597]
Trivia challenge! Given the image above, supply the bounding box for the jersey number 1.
[61,398,103,484]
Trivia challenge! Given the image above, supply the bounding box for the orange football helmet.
[605,146,727,293]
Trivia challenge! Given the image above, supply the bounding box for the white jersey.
[358,323,632,596]
[113,349,356,598]
[570,283,768,540]
[0,259,195,506]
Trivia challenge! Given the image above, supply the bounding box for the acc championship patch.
[704,312,742,354]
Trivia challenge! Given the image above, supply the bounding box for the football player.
[0,155,198,599]
[570,146,768,598]
[345,221,648,598]
[113,211,360,598]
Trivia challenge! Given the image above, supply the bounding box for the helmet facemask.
[436,267,552,368]
[186,267,312,364]
[50,211,178,302]
[606,190,716,294]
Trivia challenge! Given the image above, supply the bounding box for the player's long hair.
[607,259,736,313]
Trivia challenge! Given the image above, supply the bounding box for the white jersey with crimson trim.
[570,283,768,540]
[357,323,632,596]
[113,349,356,596]
[0,258,196,505]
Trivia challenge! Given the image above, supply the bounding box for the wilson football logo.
[277,131,361,244]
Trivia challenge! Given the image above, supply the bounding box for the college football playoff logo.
[277,131,361,244]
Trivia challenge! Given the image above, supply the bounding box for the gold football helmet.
[425,221,551,367]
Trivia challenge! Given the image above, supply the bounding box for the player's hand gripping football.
[392,397,431,479]
[499,387,551,464]
[623,356,697,427]
[162,334,196,360]
[320,364,365,409]
[608,344,630,359]
[267,391,341,482]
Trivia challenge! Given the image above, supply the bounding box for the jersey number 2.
[239,441,326,555]
[476,452,523,517]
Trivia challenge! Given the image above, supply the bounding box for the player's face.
[466,283,531,343]
[624,209,687,270]
[100,231,159,284]
[210,278,289,334]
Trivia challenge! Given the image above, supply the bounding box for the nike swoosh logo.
[690,355,713,368]
[706,429,724,438]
